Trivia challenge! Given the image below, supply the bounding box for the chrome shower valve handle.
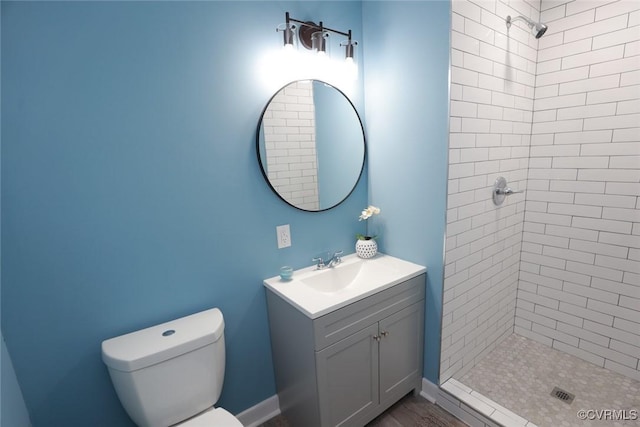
[496,187,524,196]
[493,176,524,206]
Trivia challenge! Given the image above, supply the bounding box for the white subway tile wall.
[262,81,320,210]
[441,0,538,382]
[516,0,640,381]
[442,0,640,384]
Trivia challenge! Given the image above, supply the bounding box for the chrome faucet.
[328,250,343,267]
[312,251,343,269]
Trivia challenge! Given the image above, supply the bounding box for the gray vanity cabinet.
[316,323,379,426]
[266,273,425,427]
[378,302,424,408]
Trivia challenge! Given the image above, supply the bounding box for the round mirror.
[257,80,366,212]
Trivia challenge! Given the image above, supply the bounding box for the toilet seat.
[176,407,243,427]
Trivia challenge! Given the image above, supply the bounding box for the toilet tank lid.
[101,308,224,373]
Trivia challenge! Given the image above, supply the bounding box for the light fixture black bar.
[285,12,351,39]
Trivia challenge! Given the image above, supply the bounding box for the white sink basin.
[263,253,426,319]
[299,261,363,293]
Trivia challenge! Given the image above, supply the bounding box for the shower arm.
[506,15,534,29]
[505,15,548,39]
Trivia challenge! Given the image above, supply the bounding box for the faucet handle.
[332,250,343,266]
[312,256,326,269]
[501,187,524,195]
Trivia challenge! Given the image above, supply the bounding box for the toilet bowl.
[101,308,243,427]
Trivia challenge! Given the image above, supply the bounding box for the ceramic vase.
[355,238,377,259]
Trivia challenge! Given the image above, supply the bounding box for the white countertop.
[263,253,427,319]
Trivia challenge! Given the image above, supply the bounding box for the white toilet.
[101,308,243,427]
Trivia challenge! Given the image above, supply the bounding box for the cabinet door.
[316,323,379,427]
[378,302,424,407]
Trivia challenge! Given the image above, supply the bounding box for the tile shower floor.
[456,334,640,427]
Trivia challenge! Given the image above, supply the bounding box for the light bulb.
[344,57,357,80]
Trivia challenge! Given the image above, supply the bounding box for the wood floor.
[259,393,467,427]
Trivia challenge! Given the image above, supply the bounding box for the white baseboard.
[236,379,439,426]
[420,377,439,403]
[235,394,280,427]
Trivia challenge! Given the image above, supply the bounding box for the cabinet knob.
[372,335,381,342]
[380,330,389,337]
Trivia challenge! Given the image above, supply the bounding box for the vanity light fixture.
[312,27,329,56]
[276,15,297,50]
[277,12,357,62]
[341,39,358,62]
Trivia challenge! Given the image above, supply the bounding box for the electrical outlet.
[276,224,291,249]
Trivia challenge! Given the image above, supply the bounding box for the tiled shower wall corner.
[262,80,320,210]
[515,0,640,381]
[440,0,540,382]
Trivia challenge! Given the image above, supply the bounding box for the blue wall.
[1,335,31,427]
[362,1,450,383]
[2,1,451,425]
[1,2,366,426]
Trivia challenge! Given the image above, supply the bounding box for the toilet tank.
[102,308,226,427]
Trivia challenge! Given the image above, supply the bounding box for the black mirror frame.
[256,80,366,212]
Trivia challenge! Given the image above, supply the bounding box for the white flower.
[358,205,381,221]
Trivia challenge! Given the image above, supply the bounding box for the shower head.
[506,15,548,39]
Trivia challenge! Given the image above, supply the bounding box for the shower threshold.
[441,378,536,426]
